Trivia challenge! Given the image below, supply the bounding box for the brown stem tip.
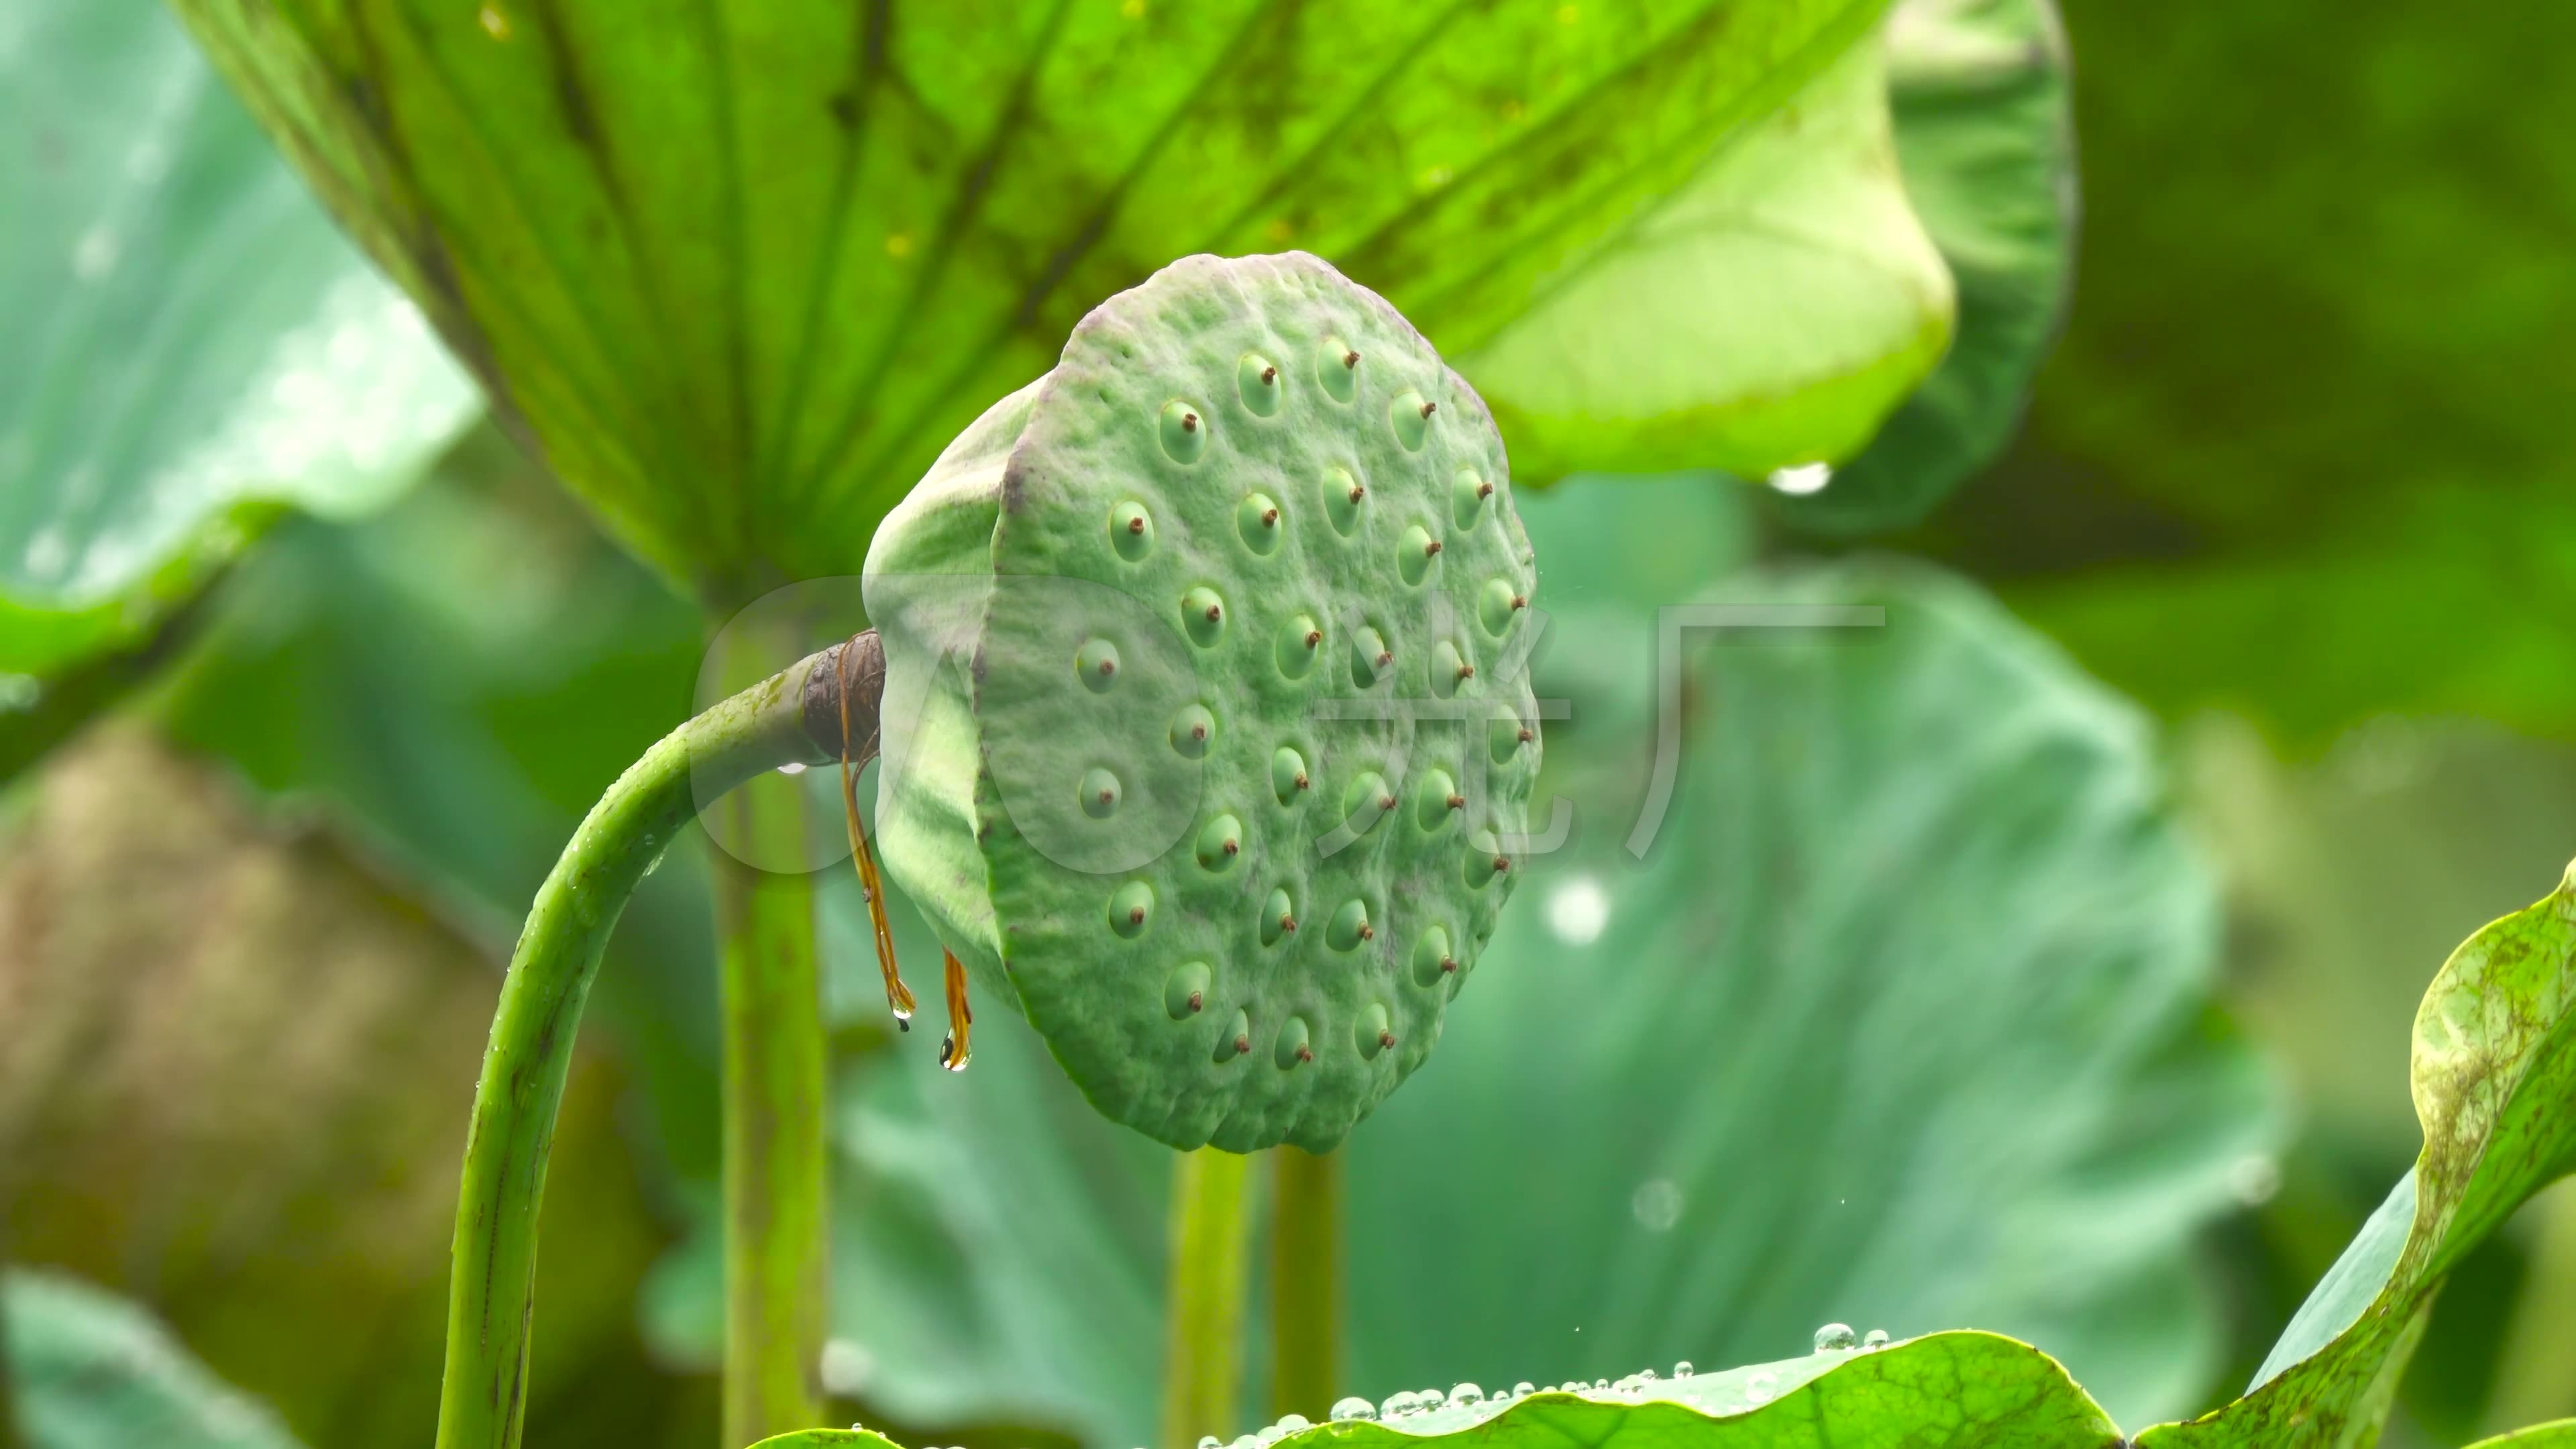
[1180,412,1199,431]
[1419,400,1437,419]
[1128,516,1146,534]
[1477,482,1495,499]
[1187,989,1204,1013]
[1445,794,1466,810]
[1343,350,1360,368]
[1424,539,1443,556]
[1260,366,1277,384]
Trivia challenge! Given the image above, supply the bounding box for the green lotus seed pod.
[863,252,1540,1152]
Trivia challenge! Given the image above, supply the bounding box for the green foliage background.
[5,1,2574,1449]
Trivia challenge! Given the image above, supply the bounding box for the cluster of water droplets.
[1203,1327,1898,1447]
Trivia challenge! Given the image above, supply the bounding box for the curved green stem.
[1162,1148,1256,1449]
[435,652,838,1449]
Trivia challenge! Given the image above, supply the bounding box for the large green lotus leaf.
[754,1332,2121,1449]
[2,1269,305,1449]
[1456,25,1953,483]
[168,0,1892,598]
[1335,483,2271,1432]
[0,0,478,671]
[2135,865,2576,1448]
[1767,0,2073,535]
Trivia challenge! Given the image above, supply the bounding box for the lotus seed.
[1411,926,1453,987]
[1170,704,1216,759]
[1340,771,1397,837]
[1488,706,1529,763]
[1318,337,1358,403]
[1322,465,1364,535]
[1350,627,1390,687]
[1236,492,1283,553]
[1464,829,1506,890]
[1275,612,1322,678]
[1261,888,1297,946]
[1111,499,1155,560]
[1356,1002,1393,1059]
[1238,353,1281,417]
[1270,746,1311,806]
[1194,814,1244,871]
[1479,578,1519,637]
[1109,881,1155,938]
[1413,769,1460,831]
[1079,767,1122,819]
[1398,525,1441,585]
[1452,468,1492,529]
[1180,586,1228,647]
[1275,1016,1313,1068]
[1165,961,1211,1020]
[861,252,1537,1154]
[1158,398,1208,463]
[1389,390,1432,449]
[1075,637,1121,691]
[1328,898,1372,951]
[1431,641,1468,698]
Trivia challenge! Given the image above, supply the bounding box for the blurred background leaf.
[2,1269,305,1449]
[0,725,693,1449]
[0,0,478,676]
[1767,0,2074,534]
[1907,0,2576,745]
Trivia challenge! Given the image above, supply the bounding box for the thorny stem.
[1163,1148,1256,1449]
[435,638,881,1449]
[1268,1147,1346,1421]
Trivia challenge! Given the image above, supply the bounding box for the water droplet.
[1548,876,1610,946]
[1199,1437,1222,1449]
[1862,1329,1889,1348]
[1513,1381,1536,1397]
[1273,1414,1310,1435]
[1416,1387,1446,1411]
[1671,1361,1693,1379]
[1329,1397,1377,1423]
[1448,1383,1484,1407]
[1813,1323,1858,1352]
[776,761,809,775]
[1380,1391,1417,1417]
[1631,1178,1683,1232]
[1768,461,1831,496]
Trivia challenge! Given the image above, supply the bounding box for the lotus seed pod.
[863,252,1540,1152]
